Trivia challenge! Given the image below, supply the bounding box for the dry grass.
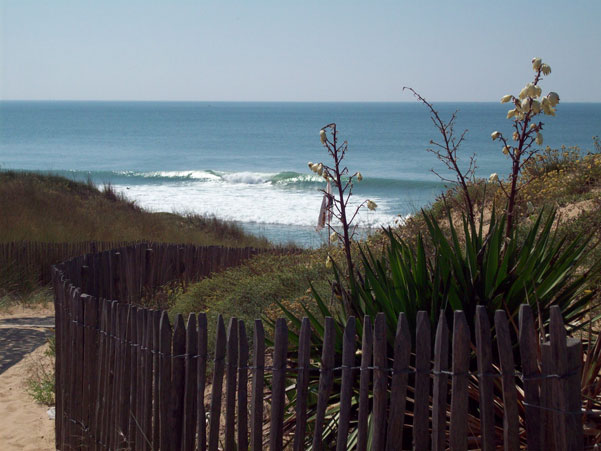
[0,170,269,247]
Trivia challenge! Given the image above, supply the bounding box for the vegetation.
[171,249,332,350]
[269,59,601,447]
[25,335,56,406]
[0,170,269,246]
[3,59,600,446]
[0,170,270,303]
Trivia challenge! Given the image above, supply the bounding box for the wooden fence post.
[197,313,208,451]
[250,319,265,451]
[336,317,356,451]
[386,313,411,450]
[182,313,198,451]
[238,321,250,451]
[293,318,311,451]
[475,306,495,451]
[225,318,239,451]
[158,312,172,451]
[413,311,431,451]
[208,315,226,451]
[269,318,288,451]
[372,313,388,451]
[449,311,469,451]
[357,316,373,451]
[432,311,449,451]
[312,317,336,451]
[519,304,543,450]
[495,310,520,451]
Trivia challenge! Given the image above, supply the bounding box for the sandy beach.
[0,305,55,450]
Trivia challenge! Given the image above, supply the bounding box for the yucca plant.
[276,206,601,447]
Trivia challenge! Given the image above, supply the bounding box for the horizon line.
[2,99,600,104]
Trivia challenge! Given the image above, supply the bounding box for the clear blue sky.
[1,0,600,102]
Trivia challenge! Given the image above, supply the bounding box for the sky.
[1,0,600,102]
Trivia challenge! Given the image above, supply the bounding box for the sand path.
[0,306,55,450]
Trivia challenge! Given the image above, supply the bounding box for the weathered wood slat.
[270,318,288,451]
[413,311,431,451]
[475,306,495,451]
[336,317,356,451]
[82,294,98,450]
[371,313,388,451]
[565,337,584,451]
[158,312,173,451]
[293,318,311,451]
[432,310,449,451]
[125,306,137,448]
[449,311,469,451]
[312,317,336,451]
[117,304,132,447]
[208,315,227,451]
[74,290,85,447]
[105,301,118,448]
[142,310,154,449]
[183,313,199,451]
[357,316,373,451]
[136,308,147,449]
[495,310,520,451]
[386,313,411,450]
[197,313,209,451]
[518,304,543,450]
[238,320,250,451]
[549,306,569,451]
[171,314,187,451]
[225,318,239,451]
[541,340,554,450]
[251,319,265,451]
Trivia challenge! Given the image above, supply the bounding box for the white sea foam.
[113,180,397,228]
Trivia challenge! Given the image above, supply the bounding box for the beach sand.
[0,305,55,450]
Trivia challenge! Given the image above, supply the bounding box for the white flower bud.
[513,131,520,141]
[541,64,551,75]
[536,133,543,145]
[547,92,560,107]
[519,84,532,99]
[531,100,541,114]
[489,173,499,183]
[502,146,510,155]
[316,163,323,176]
[521,98,531,111]
[325,255,333,269]
[367,200,377,211]
[356,172,363,182]
[320,129,327,144]
[532,57,542,71]
[542,101,556,116]
[501,94,513,103]
[491,131,501,141]
[527,84,537,98]
[507,109,517,119]
[534,85,542,98]
[308,162,314,170]
[330,231,338,243]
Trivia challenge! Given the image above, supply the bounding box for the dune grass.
[0,170,270,246]
[0,170,271,302]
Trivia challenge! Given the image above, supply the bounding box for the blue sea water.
[1,101,600,246]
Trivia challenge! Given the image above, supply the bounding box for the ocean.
[1,101,599,247]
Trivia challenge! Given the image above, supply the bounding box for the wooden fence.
[1,241,135,287]
[53,244,590,450]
